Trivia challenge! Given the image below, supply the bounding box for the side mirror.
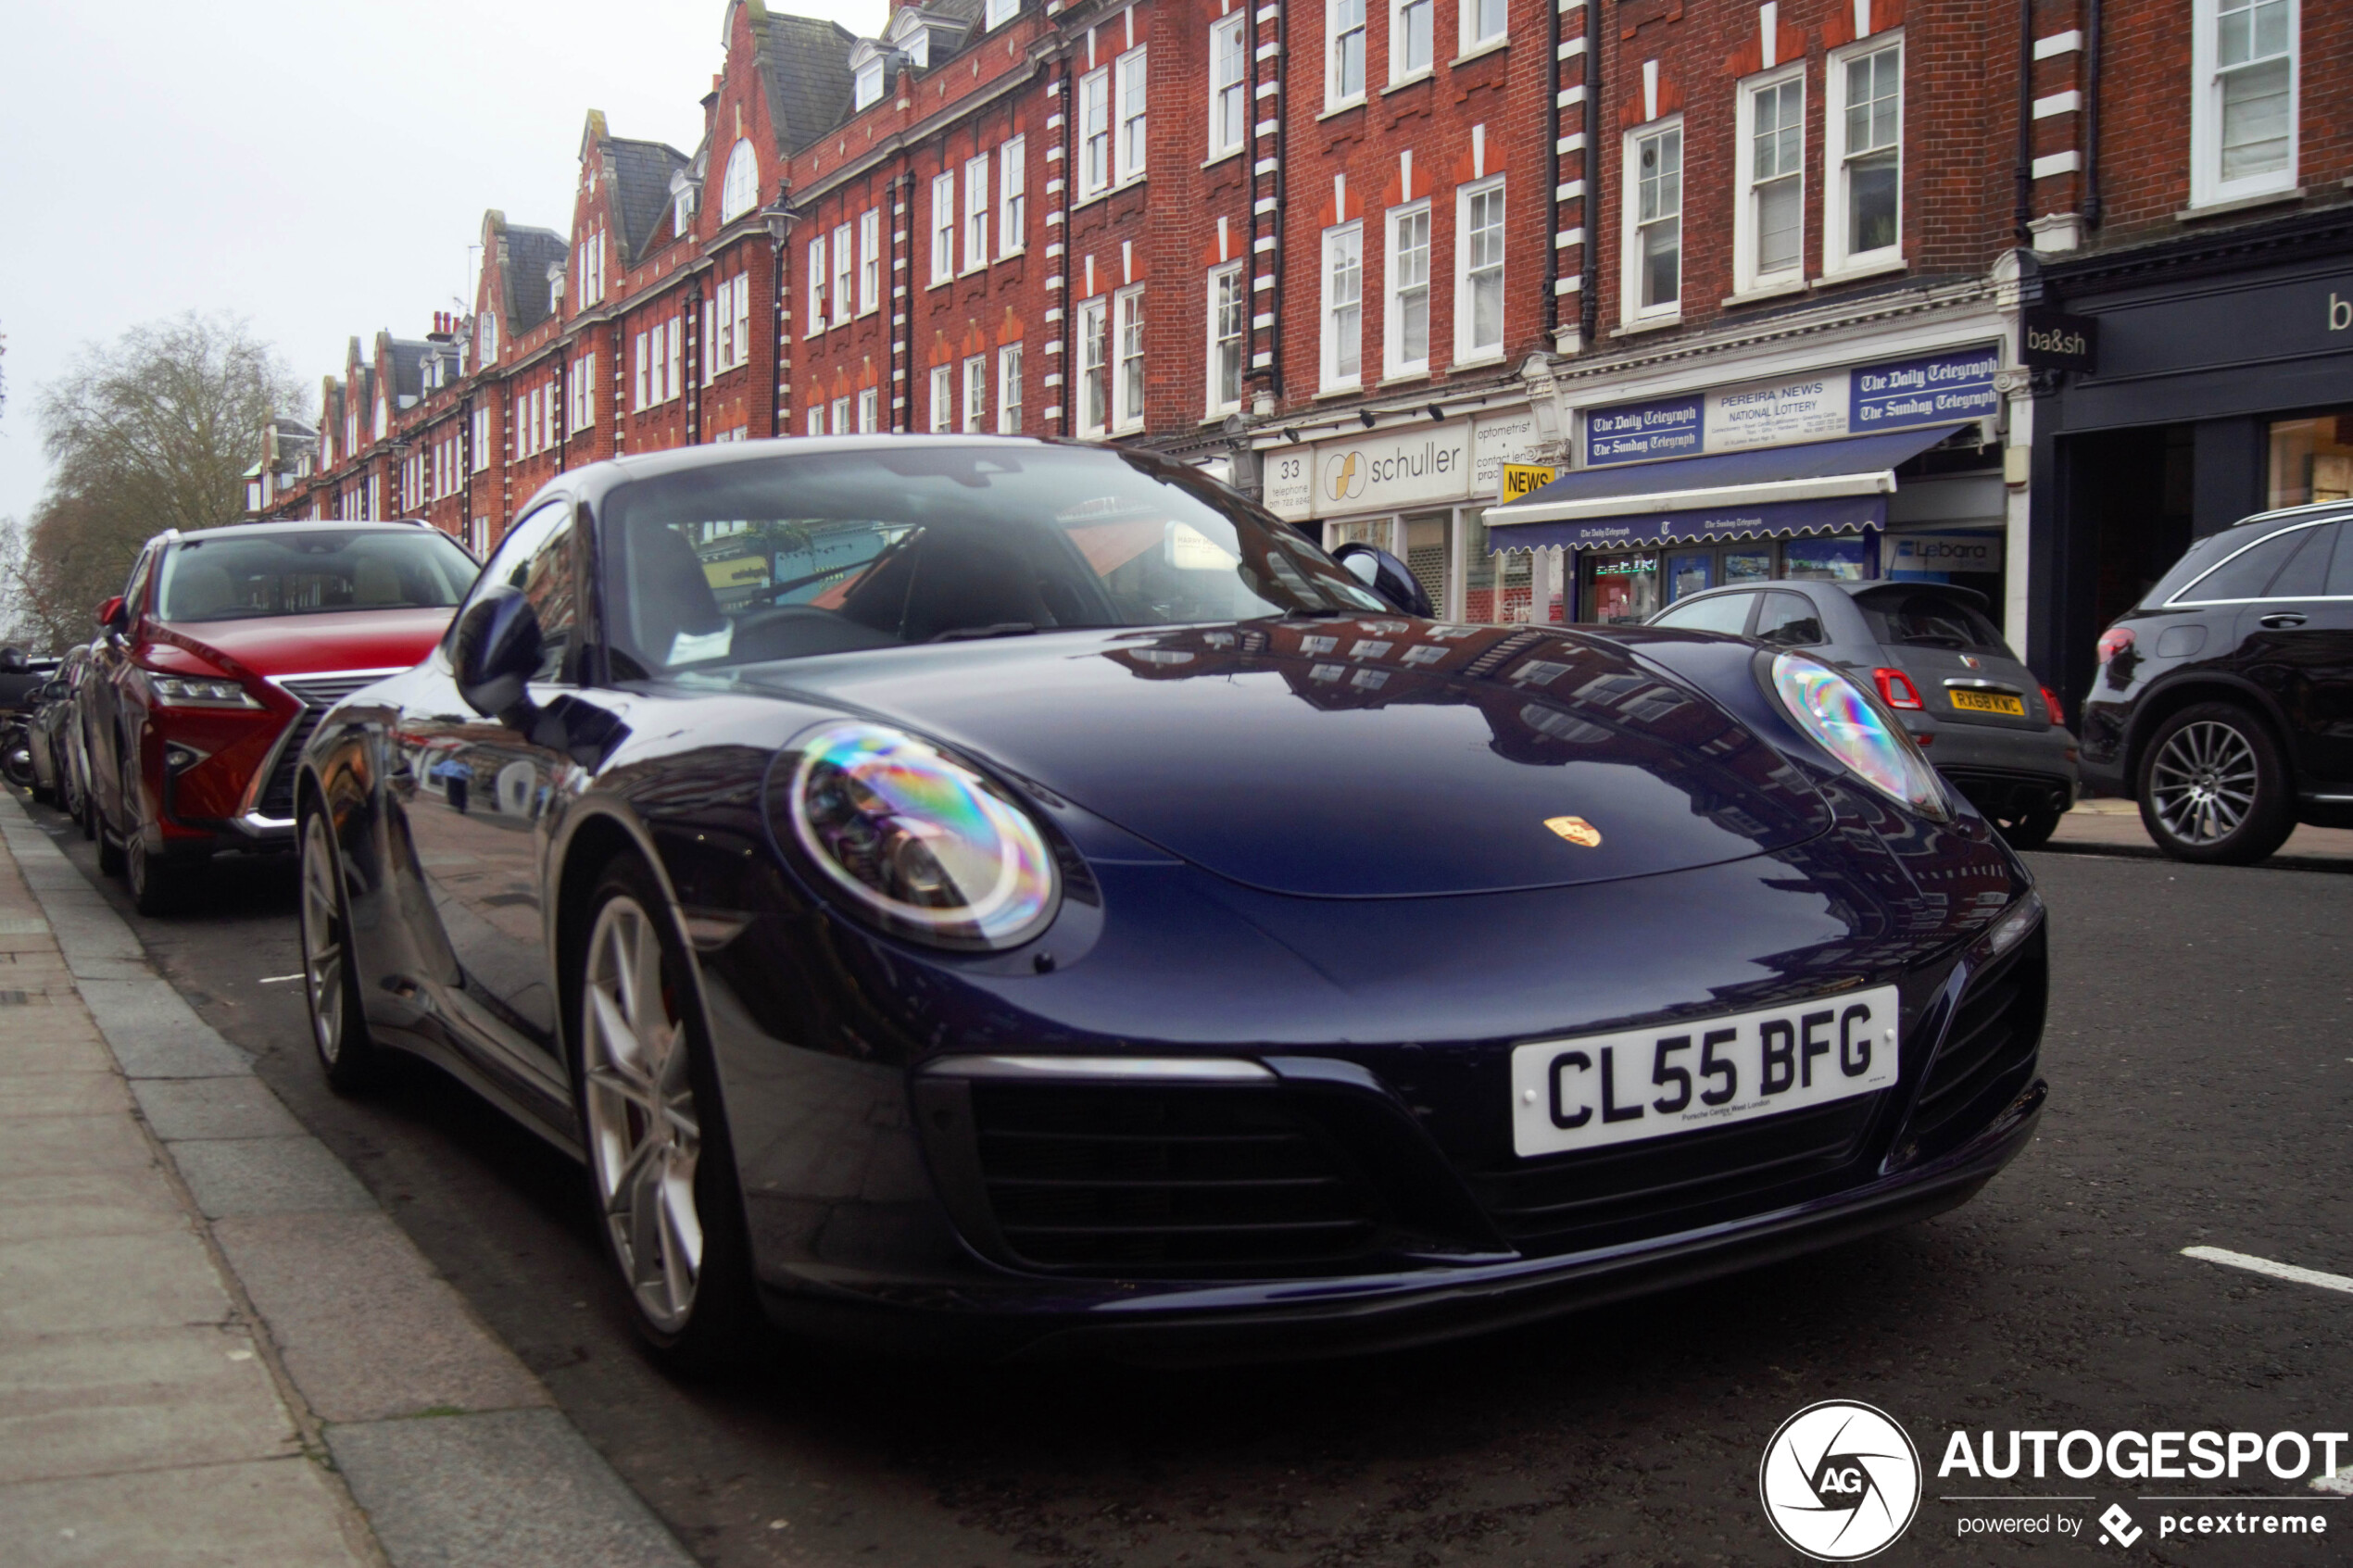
[95,597,128,636]
[1332,543,1435,619]
[452,585,544,722]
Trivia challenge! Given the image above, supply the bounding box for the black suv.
[2082,502,2353,863]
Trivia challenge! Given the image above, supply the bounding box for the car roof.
[162,520,439,546]
[2218,499,2353,533]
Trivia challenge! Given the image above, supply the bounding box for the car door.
[392,499,585,1083]
[86,545,159,830]
[2230,519,2353,786]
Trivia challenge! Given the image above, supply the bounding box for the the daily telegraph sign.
[1582,345,2001,467]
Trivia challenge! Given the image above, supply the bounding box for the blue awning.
[1485,424,1965,550]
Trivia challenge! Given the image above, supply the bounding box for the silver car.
[1647,579,2080,848]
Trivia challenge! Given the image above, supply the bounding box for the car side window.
[2260,521,2337,599]
[1654,592,1754,634]
[120,549,156,622]
[1754,591,1826,647]
[463,502,578,683]
[2172,524,2314,604]
[2331,523,2353,596]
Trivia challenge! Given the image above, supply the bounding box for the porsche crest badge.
[1544,815,1603,848]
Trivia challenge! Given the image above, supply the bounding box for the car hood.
[733,620,1833,898]
[149,607,452,683]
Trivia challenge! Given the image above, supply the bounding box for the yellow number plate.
[1949,688,2027,717]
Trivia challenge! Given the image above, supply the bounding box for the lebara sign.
[1583,345,2001,466]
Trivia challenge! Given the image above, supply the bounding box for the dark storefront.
[2029,210,2353,715]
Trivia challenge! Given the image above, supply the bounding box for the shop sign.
[1884,531,2006,574]
[1473,408,1547,495]
[1583,345,2002,466]
[2020,307,2098,372]
[1265,421,1471,520]
[1592,555,1658,575]
[1500,463,1558,502]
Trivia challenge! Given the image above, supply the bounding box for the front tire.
[125,833,186,917]
[2137,702,2296,865]
[570,857,763,1373]
[299,808,386,1092]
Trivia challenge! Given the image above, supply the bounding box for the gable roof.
[749,5,859,153]
[496,220,571,333]
[608,135,693,263]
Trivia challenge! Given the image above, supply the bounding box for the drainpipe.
[1578,11,1599,348]
[2082,0,2103,229]
[2012,0,2034,246]
[1268,0,1290,401]
[1542,0,1561,333]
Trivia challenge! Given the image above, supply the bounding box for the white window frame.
[1459,0,1506,56]
[1112,284,1145,433]
[963,354,988,432]
[963,153,990,270]
[635,332,651,409]
[999,137,1027,254]
[471,407,490,471]
[858,388,879,433]
[1320,222,1365,393]
[1114,47,1148,185]
[2191,0,2300,208]
[1077,296,1110,439]
[1389,0,1433,84]
[930,364,956,433]
[831,395,852,435]
[807,405,825,436]
[807,236,827,334]
[832,223,854,326]
[931,171,958,282]
[1733,66,1806,295]
[1209,14,1249,160]
[664,317,682,401]
[986,0,1018,29]
[854,57,885,111]
[1823,32,1904,276]
[998,342,1024,433]
[1454,175,1505,362]
[1207,262,1246,416]
[1384,199,1431,380]
[859,209,881,313]
[1079,68,1113,198]
[477,312,497,367]
[720,139,759,222]
[1327,0,1367,109]
[1621,118,1684,322]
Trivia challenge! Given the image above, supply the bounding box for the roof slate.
[608,136,691,264]
[757,9,859,153]
[502,225,570,332]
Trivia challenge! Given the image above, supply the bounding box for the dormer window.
[855,57,885,109]
[887,9,932,69]
[720,138,758,222]
[986,0,1016,28]
[669,170,698,237]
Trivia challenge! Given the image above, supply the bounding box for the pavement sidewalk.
[0,795,697,1568]
[2045,796,2353,868]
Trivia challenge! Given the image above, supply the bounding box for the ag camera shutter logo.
[1759,1400,1923,1561]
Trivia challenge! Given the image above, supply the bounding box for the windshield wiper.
[928,621,1038,643]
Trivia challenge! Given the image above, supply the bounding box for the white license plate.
[1509,986,1903,1158]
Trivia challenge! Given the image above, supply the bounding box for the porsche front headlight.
[1769,652,1949,821]
[783,721,1059,949]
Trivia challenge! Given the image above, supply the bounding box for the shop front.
[2030,214,2353,711]
[1492,345,2007,625]
[1262,404,1563,622]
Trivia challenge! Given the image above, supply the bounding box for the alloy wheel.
[2147,719,2259,845]
[299,814,345,1064]
[581,894,703,1334]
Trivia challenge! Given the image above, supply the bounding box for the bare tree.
[16,314,300,649]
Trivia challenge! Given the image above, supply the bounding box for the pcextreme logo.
[1760,1400,1924,1562]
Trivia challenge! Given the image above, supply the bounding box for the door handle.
[2259,612,2308,629]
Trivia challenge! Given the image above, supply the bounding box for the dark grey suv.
[1649,580,2080,847]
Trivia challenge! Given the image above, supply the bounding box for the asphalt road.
[24,801,2352,1567]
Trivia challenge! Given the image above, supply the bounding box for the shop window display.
[1782,536,1869,580]
[2268,413,2353,509]
[1589,553,1659,623]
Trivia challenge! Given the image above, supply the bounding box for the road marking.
[257,973,303,985]
[2182,1246,2353,1297]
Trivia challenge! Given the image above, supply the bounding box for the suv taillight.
[1872,668,1924,709]
[2040,686,2067,725]
[2095,626,2135,665]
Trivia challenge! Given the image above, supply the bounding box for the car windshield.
[158,530,478,621]
[1856,589,2013,655]
[598,444,1388,675]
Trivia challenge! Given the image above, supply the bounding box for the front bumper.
[754,1079,2042,1363]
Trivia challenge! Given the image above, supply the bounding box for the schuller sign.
[1583,345,2001,467]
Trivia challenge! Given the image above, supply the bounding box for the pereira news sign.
[1583,345,2002,467]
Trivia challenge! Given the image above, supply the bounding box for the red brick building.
[247,0,2353,693]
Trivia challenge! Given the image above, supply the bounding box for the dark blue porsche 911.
[295,437,2045,1366]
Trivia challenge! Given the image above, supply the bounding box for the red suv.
[82,521,479,912]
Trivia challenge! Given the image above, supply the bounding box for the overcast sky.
[0,0,887,527]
